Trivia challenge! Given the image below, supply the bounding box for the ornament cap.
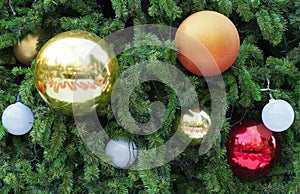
[16,94,22,103]
[268,98,276,102]
[267,91,274,100]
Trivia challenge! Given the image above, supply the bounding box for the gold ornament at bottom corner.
[34,30,119,115]
[179,109,212,145]
[13,33,39,65]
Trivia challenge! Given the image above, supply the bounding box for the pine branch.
[256,8,286,46]
[0,33,18,49]
[233,0,255,22]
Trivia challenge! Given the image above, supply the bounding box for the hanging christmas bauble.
[175,10,240,76]
[34,30,119,115]
[1,97,34,135]
[179,109,211,145]
[262,99,294,132]
[226,119,279,179]
[13,33,39,65]
[105,139,138,169]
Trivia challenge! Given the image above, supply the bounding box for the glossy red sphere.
[226,119,279,179]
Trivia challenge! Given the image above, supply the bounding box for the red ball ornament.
[175,10,240,76]
[226,119,279,179]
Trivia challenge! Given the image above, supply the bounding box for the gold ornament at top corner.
[34,30,119,115]
[13,33,39,65]
[180,109,212,141]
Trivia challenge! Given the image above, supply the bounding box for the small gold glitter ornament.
[34,30,119,115]
[179,109,211,145]
[13,33,38,65]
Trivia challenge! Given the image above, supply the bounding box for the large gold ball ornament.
[34,30,119,115]
[179,109,212,145]
[13,33,39,65]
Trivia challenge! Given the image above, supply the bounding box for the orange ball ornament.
[175,11,240,76]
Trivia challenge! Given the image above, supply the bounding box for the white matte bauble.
[262,99,294,132]
[105,139,137,168]
[1,102,34,135]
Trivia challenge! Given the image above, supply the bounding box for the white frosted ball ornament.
[262,99,294,132]
[105,139,137,169]
[2,101,34,135]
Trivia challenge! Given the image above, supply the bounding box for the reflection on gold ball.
[13,33,39,65]
[179,109,211,145]
[34,30,119,115]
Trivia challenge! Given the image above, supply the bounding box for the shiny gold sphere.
[13,33,38,65]
[34,30,119,115]
[179,109,211,145]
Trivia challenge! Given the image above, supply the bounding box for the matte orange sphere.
[175,11,240,76]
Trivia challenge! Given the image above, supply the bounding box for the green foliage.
[256,8,286,46]
[0,0,299,193]
[233,0,256,22]
[148,0,182,21]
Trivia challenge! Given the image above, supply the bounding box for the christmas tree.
[0,0,299,193]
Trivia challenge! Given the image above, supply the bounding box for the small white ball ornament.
[1,96,34,135]
[262,99,294,132]
[105,139,137,169]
